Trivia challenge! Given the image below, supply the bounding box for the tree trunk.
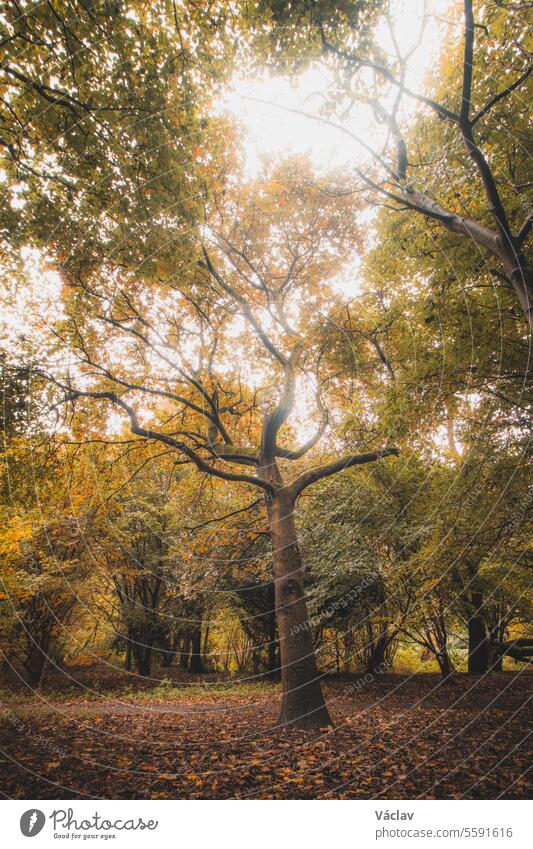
[267,608,279,679]
[160,644,173,668]
[489,638,533,664]
[202,623,210,669]
[252,645,261,674]
[334,631,341,675]
[343,630,354,674]
[489,652,503,672]
[0,652,13,683]
[124,638,132,671]
[364,620,396,675]
[180,632,191,670]
[436,649,455,678]
[266,489,331,729]
[24,636,49,687]
[423,611,454,678]
[502,250,533,331]
[135,644,152,677]
[489,620,507,672]
[189,625,204,674]
[468,592,490,673]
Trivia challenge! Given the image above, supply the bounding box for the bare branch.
[399,186,503,255]
[460,0,475,127]
[199,247,288,367]
[319,32,458,123]
[42,375,276,494]
[98,311,234,444]
[289,448,399,497]
[185,498,262,531]
[471,65,532,127]
[458,0,512,244]
[516,213,533,247]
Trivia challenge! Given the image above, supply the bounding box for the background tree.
[0,0,236,281]
[0,445,95,687]
[252,0,532,326]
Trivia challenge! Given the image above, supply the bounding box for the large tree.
[39,160,398,727]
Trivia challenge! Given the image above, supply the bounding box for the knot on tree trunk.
[280,577,300,601]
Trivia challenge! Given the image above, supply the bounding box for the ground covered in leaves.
[0,670,531,799]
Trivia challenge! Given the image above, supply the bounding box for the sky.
[220,0,454,179]
[216,0,454,302]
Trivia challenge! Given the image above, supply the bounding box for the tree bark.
[124,639,132,671]
[435,649,455,678]
[501,251,533,330]
[490,638,533,665]
[468,592,490,673]
[189,625,204,674]
[266,488,332,729]
[180,632,191,670]
[489,620,507,672]
[202,623,210,668]
[343,630,354,674]
[490,653,503,672]
[161,650,173,668]
[267,607,279,679]
[134,644,152,677]
[24,629,50,687]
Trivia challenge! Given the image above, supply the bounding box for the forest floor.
[0,670,531,799]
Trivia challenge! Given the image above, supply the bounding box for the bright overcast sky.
[221,0,455,178]
[214,0,455,304]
